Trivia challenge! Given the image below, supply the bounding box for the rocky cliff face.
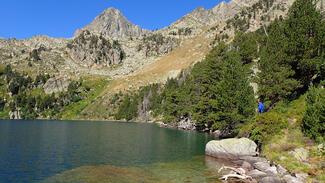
[138,33,179,57]
[0,0,295,81]
[67,30,125,67]
[43,76,70,94]
[76,8,149,40]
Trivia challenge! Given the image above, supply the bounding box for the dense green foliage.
[257,19,300,105]
[245,112,288,145]
[183,45,255,135]
[115,94,138,121]
[0,64,93,119]
[257,0,325,107]
[116,43,255,136]
[233,32,261,64]
[241,0,325,149]
[302,87,325,142]
[115,84,161,121]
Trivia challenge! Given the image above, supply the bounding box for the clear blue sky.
[0,0,226,39]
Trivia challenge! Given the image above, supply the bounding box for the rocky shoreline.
[205,138,308,183]
[155,122,309,182]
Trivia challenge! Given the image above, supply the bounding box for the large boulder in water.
[205,138,258,159]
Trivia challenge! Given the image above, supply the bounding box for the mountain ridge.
[0,0,296,88]
[75,7,150,40]
[0,0,300,121]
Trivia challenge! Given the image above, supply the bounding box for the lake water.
[0,120,225,183]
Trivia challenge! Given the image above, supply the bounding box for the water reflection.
[0,120,212,182]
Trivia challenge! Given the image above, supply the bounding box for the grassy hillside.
[59,76,109,120]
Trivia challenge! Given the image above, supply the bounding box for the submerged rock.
[205,138,258,159]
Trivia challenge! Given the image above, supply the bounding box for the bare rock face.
[28,45,47,61]
[206,138,258,159]
[76,8,149,39]
[67,30,125,67]
[9,110,21,120]
[138,33,179,57]
[23,36,67,49]
[43,77,70,94]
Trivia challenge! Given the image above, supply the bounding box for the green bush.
[244,112,288,145]
[302,87,325,143]
[0,98,5,111]
[115,94,138,121]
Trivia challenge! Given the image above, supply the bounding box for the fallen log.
[218,165,252,181]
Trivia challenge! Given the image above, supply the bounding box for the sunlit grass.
[60,76,110,120]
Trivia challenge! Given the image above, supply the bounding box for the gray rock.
[9,110,21,120]
[276,165,288,176]
[157,122,168,128]
[289,148,309,162]
[177,117,196,130]
[283,175,304,183]
[29,48,41,61]
[68,30,125,67]
[43,77,70,94]
[260,176,282,183]
[239,156,268,164]
[205,138,258,159]
[253,162,278,175]
[212,130,222,138]
[77,8,149,39]
[295,173,308,182]
[138,33,179,57]
[241,161,253,172]
[247,169,268,179]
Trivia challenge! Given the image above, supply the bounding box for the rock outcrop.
[206,138,308,183]
[206,138,258,159]
[138,33,179,57]
[67,30,125,67]
[9,110,21,120]
[76,8,149,39]
[43,77,70,94]
[177,117,196,131]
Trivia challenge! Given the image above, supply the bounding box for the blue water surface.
[0,120,211,183]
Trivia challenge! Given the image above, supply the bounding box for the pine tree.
[284,0,325,88]
[233,32,260,64]
[302,87,325,142]
[257,19,300,106]
[210,51,255,135]
[192,46,255,135]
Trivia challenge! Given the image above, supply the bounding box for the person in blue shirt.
[258,99,265,113]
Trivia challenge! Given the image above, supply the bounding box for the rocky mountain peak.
[102,7,122,15]
[75,7,150,40]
